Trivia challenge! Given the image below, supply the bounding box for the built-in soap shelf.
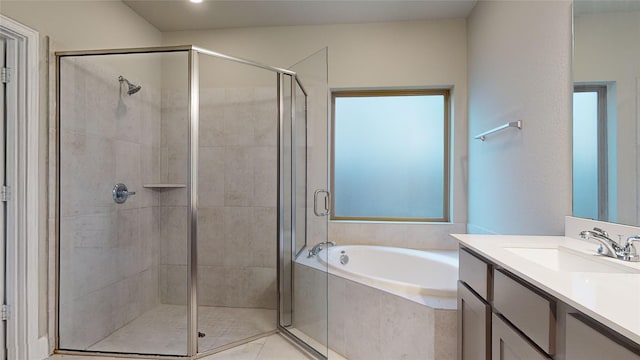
[143,184,187,190]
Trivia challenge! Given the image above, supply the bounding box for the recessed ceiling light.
[190,0,203,3]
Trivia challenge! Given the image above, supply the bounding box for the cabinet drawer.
[458,281,491,360]
[492,313,551,360]
[566,314,640,360]
[459,247,492,301]
[493,269,556,355]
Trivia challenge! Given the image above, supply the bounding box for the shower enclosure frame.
[53,45,323,359]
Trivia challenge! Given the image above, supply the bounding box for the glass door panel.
[196,53,278,354]
[57,50,189,356]
[280,48,329,358]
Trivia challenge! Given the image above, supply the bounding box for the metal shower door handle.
[313,189,330,216]
[112,183,136,204]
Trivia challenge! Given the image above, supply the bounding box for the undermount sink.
[504,246,640,273]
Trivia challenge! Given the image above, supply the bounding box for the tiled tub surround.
[294,248,458,360]
[58,56,162,350]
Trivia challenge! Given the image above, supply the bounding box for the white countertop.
[452,234,640,345]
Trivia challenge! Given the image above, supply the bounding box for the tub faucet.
[579,227,640,262]
[307,241,337,258]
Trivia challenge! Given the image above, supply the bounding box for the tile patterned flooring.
[86,304,276,355]
[48,304,346,360]
[48,334,316,360]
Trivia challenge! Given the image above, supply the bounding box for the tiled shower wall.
[159,87,278,309]
[58,56,279,351]
[58,57,162,350]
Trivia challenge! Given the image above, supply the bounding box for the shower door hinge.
[1,185,9,202]
[1,304,9,321]
[1,67,10,83]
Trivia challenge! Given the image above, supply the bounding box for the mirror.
[572,0,640,226]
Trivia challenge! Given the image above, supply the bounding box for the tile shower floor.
[88,304,277,355]
[49,333,317,360]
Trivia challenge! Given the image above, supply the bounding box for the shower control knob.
[112,183,136,204]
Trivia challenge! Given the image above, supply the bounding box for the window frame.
[330,88,451,222]
[573,84,608,220]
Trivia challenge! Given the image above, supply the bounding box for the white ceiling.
[123,0,478,32]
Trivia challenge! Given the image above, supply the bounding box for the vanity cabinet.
[458,248,492,360]
[458,246,640,360]
[565,314,640,360]
[457,281,491,360]
[491,313,551,360]
[492,269,555,354]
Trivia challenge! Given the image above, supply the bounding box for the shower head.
[118,75,142,96]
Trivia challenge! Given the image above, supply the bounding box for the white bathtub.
[297,244,459,309]
[294,245,459,359]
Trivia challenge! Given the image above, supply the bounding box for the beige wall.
[1,1,162,50]
[164,19,469,250]
[466,0,573,235]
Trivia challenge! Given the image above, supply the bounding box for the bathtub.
[297,244,459,309]
[294,245,458,359]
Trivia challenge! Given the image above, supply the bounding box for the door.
[57,50,191,356]
[565,314,640,360]
[458,281,491,360]
[278,48,330,358]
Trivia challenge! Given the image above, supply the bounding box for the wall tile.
[434,309,457,360]
[223,88,255,146]
[250,207,277,268]
[117,208,143,278]
[198,207,225,266]
[379,292,435,360]
[344,281,381,360]
[59,131,115,217]
[199,147,225,207]
[252,147,277,207]
[200,88,226,147]
[328,274,346,357]
[114,140,142,211]
[224,147,253,206]
[246,267,277,309]
[160,206,188,265]
[167,144,188,184]
[222,207,253,267]
[198,265,226,306]
[254,87,277,147]
[59,285,116,350]
[115,91,142,144]
[161,264,188,305]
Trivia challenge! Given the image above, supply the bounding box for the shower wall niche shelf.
[143,184,187,189]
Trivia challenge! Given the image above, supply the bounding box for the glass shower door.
[195,52,279,355]
[57,50,190,356]
[279,48,330,358]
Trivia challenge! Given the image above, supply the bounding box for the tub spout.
[307,241,337,258]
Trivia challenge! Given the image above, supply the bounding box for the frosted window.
[332,92,448,221]
[573,91,600,219]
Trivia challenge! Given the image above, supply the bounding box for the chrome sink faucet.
[579,227,640,262]
[307,241,337,258]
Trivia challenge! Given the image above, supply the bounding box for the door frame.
[0,15,48,360]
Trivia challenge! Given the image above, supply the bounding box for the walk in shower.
[55,45,329,358]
